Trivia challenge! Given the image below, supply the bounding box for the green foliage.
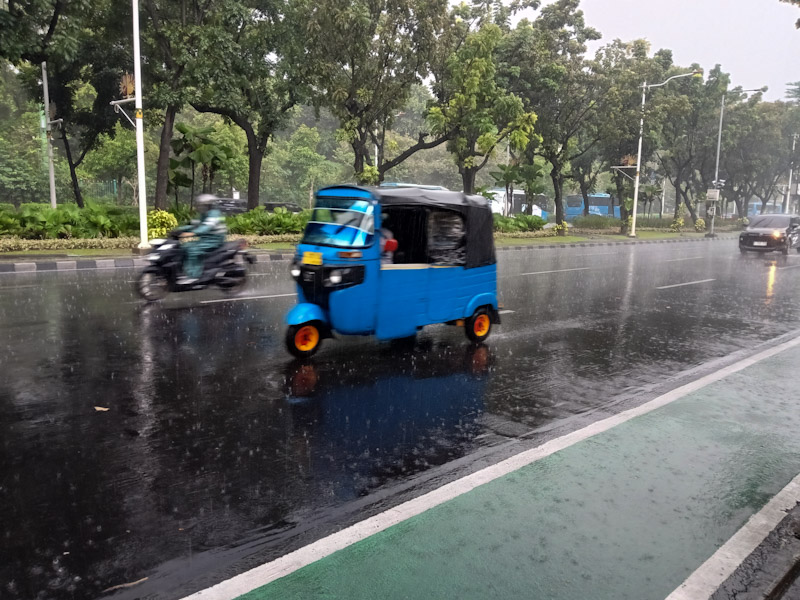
[694,217,706,232]
[670,217,685,232]
[572,215,618,229]
[0,202,140,239]
[147,209,178,240]
[226,207,311,235]
[552,222,569,236]
[492,213,546,233]
[169,203,197,225]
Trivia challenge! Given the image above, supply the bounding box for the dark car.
[739,214,800,255]
[215,197,302,216]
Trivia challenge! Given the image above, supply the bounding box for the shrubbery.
[492,213,546,233]
[0,202,140,239]
[147,210,178,240]
[694,218,706,232]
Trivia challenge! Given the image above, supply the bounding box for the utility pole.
[41,62,58,209]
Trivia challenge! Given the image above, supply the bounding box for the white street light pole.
[629,70,701,238]
[41,62,58,209]
[132,0,149,249]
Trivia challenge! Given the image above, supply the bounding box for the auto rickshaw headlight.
[328,269,343,285]
[290,264,301,278]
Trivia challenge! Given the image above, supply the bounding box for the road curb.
[0,236,736,274]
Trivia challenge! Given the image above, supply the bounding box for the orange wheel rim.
[473,314,490,337]
[295,325,320,352]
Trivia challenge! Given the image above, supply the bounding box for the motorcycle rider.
[177,194,227,284]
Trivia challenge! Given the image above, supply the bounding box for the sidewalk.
[191,337,800,600]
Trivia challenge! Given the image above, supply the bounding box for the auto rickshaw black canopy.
[317,185,497,269]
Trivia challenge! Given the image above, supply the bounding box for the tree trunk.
[680,187,697,222]
[60,128,84,208]
[580,181,590,217]
[460,166,477,195]
[615,175,628,234]
[154,104,177,210]
[550,169,565,234]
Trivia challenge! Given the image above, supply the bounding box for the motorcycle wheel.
[219,255,248,295]
[136,269,169,302]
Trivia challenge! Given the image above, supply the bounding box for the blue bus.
[565,193,620,220]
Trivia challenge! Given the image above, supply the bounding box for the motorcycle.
[135,231,255,301]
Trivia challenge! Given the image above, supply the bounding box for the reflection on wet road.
[2,241,800,599]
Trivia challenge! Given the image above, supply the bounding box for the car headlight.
[773,230,783,238]
[328,269,343,285]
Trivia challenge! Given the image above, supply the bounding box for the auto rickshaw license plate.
[302,251,323,265]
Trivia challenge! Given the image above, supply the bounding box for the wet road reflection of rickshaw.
[285,185,500,357]
[284,344,493,496]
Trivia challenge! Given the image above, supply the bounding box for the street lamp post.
[629,70,701,238]
[132,0,149,249]
[784,133,797,214]
[709,87,766,237]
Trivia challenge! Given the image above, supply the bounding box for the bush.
[635,217,674,229]
[147,209,178,240]
[670,217,685,232]
[572,215,618,230]
[493,213,546,233]
[694,218,706,232]
[227,206,309,235]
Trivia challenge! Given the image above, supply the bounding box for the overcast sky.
[520,0,800,101]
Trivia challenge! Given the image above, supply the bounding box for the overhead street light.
[708,86,766,237]
[629,70,702,238]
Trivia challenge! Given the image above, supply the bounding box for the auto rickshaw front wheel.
[286,322,323,358]
[465,307,492,343]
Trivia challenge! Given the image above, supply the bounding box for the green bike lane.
[191,337,800,600]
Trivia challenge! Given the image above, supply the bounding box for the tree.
[430,23,536,193]
[658,65,726,223]
[169,122,233,204]
[188,0,309,209]
[589,40,671,230]
[299,0,451,184]
[499,0,601,232]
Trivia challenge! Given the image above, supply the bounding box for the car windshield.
[748,216,790,229]
[301,197,375,248]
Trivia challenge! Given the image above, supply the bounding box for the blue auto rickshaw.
[285,185,500,357]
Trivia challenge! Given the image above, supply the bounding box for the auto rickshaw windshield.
[302,197,376,248]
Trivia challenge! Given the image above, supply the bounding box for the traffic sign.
[706,189,720,203]
[120,73,135,99]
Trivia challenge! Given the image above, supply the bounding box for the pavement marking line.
[778,264,800,270]
[498,309,515,314]
[181,333,800,600]
[662,256,703,263]
[517,266,593,276]
[199,293,296,305]
[573,252,618,257]
[666,472,800,600]
[656,278,716,290]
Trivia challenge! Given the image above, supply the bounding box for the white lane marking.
[573,252,618,257]
[666,472,800,600]
[200,293,296,305]
[778,264,800,270]
[662,256,703,263]
[181,333,800,600]
[498,309,515,315]
[656,278,716,290]
[518,267,592,276]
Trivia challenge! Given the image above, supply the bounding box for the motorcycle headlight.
[149,238,166,246]
[146,253,160,261]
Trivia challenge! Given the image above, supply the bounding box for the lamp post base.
[704,232,717,238]
[627,233,637,238]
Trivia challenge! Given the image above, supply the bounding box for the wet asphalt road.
[3,240,800,599]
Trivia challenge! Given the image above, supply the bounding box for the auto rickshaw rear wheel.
[465,307,492,343]
[286,322,323,358]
